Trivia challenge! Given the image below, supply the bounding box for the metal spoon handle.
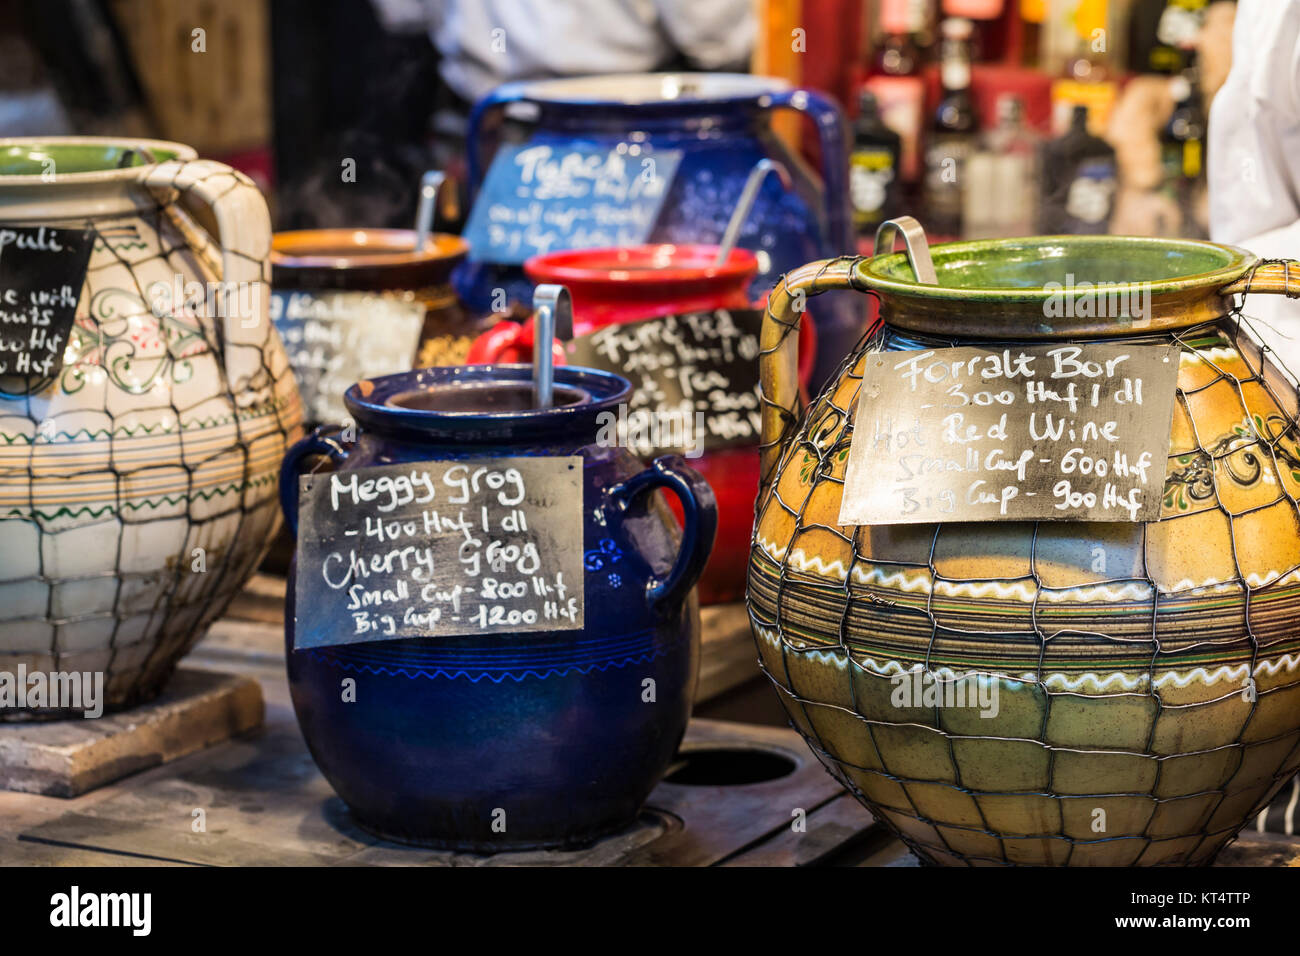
[531,284,574,408]
[715,158,792,266]
[414,170,447,251]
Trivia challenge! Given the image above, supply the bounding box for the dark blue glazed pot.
[278,365,717,851]
[459,73,863,387]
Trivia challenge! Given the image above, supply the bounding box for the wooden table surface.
[1,575,1295,867]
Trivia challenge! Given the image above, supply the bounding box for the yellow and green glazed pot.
[749,234,1300,866]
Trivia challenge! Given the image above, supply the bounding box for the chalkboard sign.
[294,457,584,648]
[566,308,763,458]
[270,290,425,424]
[0,225,92,384]
[463,143,683,265]
[838,344,1181,525]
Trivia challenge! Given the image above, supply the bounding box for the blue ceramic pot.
[278,365,717,850]
[459,73,863,387]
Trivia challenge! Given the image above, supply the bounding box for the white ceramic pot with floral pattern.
[0,137,302,717]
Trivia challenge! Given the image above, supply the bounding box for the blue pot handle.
[608,455,717,612]
[763,87,852,253]
[278,425,350,538]
[466,81,527,206]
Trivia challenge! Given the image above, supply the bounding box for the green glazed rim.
[856,234,1256,302]
[0,136,194,183]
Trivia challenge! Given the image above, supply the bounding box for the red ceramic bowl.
[467,243,816,605]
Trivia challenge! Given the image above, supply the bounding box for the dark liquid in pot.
[386,382,586,413]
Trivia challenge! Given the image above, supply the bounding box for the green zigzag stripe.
[0,473,278,521]
[0,397,296,445]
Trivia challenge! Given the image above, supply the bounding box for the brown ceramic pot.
[750,235,1300,866]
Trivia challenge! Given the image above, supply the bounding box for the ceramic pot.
[271,228,490,378]
[468,243,812,605]
[750,236,1300,866]
[0,137,302,717]
[279,364,717,850]
[459,72,862,387]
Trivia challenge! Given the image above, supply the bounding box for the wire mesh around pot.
[0,193,300,717]
[748,257,1300,866]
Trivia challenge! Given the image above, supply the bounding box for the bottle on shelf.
[866,0,930,182]
[1039,103,1118,234]
[1129,0,1209,75]
[1160,65,1207,237]
[850,90,904,241]
[964,95,1041,238]
[923,16,978,238]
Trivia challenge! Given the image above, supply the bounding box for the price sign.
[270,290,425,424]
[463,143,682,264]
[838,344,1180,525]
[293,457,584,648]
[566,308,764,458]
[0,225,93,385]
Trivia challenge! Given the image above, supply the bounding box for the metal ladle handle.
[715,159,793,266]
[874,216,937,284]
[414,170,447,251]
[531,284,574,409]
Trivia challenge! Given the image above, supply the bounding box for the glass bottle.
[924,16,978,238]
[1161,66,1207,237]
[1039,103,1117,234]
[850,89,904,239]
[965,95,1040,238]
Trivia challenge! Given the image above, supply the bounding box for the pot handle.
[760,256,868,492]
[763,88,852,253]
[466,82,526,204]
[1220,260,1300,298]
[278,425,351,538]
[607,456,718,612]
[142,159,273,394]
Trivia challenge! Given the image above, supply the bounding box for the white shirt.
[421,0,756,103]
[1209,0,1300,367]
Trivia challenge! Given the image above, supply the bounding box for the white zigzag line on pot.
[757,539,1300,602]
[751,626,1300,691]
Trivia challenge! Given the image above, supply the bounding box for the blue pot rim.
[502,72,790,112]
[342,364,631,442]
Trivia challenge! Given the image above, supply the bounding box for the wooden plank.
[14,717,869,866]
[0,670,263,797]
[1214,831,1300,867]
[107,0,271,153]
[720,792,890,866]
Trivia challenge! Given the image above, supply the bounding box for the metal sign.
[838,344,1181,525]
[294,457,584,648]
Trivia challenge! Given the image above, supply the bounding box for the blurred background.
[0,0,1233,244]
